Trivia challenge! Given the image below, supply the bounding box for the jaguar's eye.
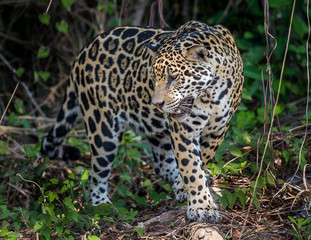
[167,74,177,85]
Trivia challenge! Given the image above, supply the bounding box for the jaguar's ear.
[144,43,162,56]
[175,20,208,38]
[185,45,209,62]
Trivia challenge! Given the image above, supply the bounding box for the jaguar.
[41,20,244,223]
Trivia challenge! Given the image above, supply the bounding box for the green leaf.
[88,236,101,240]
[33,221,43,231]
[39,13,50,25]
[34,71,51,82]
[0,227,9,236]
[12,221,21,231]
[23,144,32,158]
[88,204,115,216]
[41,227,52,240]
[250,176,266,189]
[229,146,242,157]
[225,191,237,209]
[128,148,141,159]
[45,203,55,218]
[236,110,256,129]
[16,67,25,77]
[56,20,68,34]
[37,46,50,58]
[116,185,131,197]
[67,209,79,222]
[0,205,15,220]
[56,226,63,237]
[305,221,311,233]
[61,0,74,8]
[288,216,297,225]
[32,142,42,157]
[60,185,69,194]
[50,178,59,184]
[216,191,228,210]
[0,141,11,155]
[117,207,138,221]
[252,196,260,208]
[14,98,25,114]
[142,179,151,187]
[64,197,75,210]
[102,216,114,222]
[68,173,75,180]
[120,173,132,183]
[207,161,226,176]
[131,196,150,206]
[49,192,59,203]
[149,191,170,205]
[235,188,248,207]
[276,104,285,115]
[80,170,89,181]
[134,226,144,237]
[23,142,41,159]
[266,172,276,186]
[301,217,311,226]
[241,88,252,101]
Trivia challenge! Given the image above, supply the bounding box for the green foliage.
[68,136,90,154]
[56,20,69,34]
[0,169,114,239]
[288,216,311,240]
[61,0,74,9]
[0,141,11,155]
[37,46,50,58]
[0,130,173,239]
[114,130,151,184]
[0,220,22,240]
[16,67,25,77]
[24,142,42,160]
[134,226,144,237]
[39,13,50,25]
[34,70,50,82]
[276,135,308,169]
[218,188,248,210]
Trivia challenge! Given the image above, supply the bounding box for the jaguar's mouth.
[171,96,194,119]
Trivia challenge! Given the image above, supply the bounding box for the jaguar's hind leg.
[84,112,124,205]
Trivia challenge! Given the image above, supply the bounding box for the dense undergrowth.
[0,0,310,239]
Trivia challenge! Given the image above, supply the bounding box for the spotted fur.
[41,20,244,223]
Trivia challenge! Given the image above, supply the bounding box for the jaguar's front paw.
[187,200,221,223]
[90,183,111,206]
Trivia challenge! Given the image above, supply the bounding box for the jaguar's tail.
[41,79,81,160]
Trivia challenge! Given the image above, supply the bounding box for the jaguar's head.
[145,21,226,120]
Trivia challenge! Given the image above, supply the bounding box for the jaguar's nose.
[153,101,165,109]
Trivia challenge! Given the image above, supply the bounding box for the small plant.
[114,130,151,184]
[288,216,311,240]
[217,188,248,210]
